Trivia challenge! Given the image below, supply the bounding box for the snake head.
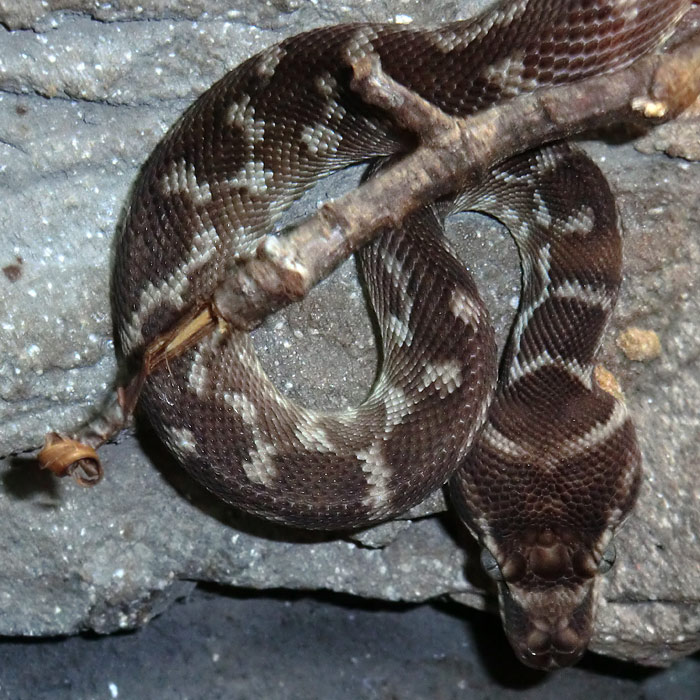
[481,528,616,670]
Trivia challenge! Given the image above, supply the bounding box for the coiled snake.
[48,0,695,670]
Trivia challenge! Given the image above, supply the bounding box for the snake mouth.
[517,646,586,671]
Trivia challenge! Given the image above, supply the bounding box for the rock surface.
[3,588,700,699]
[0,0,698,668]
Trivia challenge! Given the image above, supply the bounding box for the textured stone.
[0,0,698,668]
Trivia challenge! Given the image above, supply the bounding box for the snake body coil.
[114,0,691,668]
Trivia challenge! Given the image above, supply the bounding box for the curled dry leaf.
[37,432,103,486]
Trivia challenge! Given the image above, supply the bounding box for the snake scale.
[111,0,692,669]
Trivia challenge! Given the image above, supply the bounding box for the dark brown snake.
[111,0,692,669]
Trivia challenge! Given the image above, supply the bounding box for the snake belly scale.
[113,0,691,668]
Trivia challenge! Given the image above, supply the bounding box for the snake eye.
[598,542,617,574]
[480,547,504,581]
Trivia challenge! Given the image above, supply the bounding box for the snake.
[110,0,691,669]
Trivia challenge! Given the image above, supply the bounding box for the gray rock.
[0,0,698,668]
[7,589,700,700]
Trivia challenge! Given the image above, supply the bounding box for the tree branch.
[213,30,700,331]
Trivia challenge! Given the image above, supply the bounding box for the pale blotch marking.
[508,277,614,387]
[223,391,279,486]
[186,329,238,399]
[533,147,563,175]
[381,250,415,347]
[507,242,552,366]
[425,28,461,53]
[482,51,539,96]
[256,44,286,78]
[553,279,613,311]
[381,382,414,427]
[387,313,414,347]
[482,51,525,87]
[333,405,361,428]
[420,360,464,398]
[608,432,641,524]
[342,27,380,66]
[221,97,271,202]
[356,382,413,509]
[227,160,275,196]
[450,287,481,325]
[187,346,210,397]
[382,250,411,300]
[122,226,219,353]
[509,350,593,389]
[355,442,393,511]
[232,334,268,375]
[226,93,266,150]
[557,399,630,459]
[532,190,552,228]
[314,72,337,99]
[227,93,251,127]
[313,72,348,123]
[294,414,337,453]
[491,168,523,186]
[300,122,343,156]
[160,158,212,205]
[501,212,532,240]
[561,206,595,236]
[480,421,530,460]
[431,0,530,52]
[164,425,198,457]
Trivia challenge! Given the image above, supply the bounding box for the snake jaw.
[497,577,598,670]
[483,527,614,669]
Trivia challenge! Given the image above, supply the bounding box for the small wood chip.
[594,365,624,401]
[616,327,662,361]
